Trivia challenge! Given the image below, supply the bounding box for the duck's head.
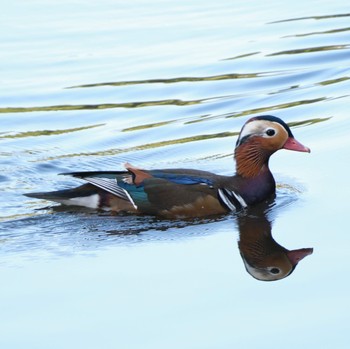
[235,115,310,177]
[236,115,310,152]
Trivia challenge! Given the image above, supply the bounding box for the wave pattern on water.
[1,5,350,248]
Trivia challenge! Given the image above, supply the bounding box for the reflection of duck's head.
[241,245,313,281]
[238,209,313,281]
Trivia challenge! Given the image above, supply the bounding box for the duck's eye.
[269,267,280,274]
[266,128,276,137]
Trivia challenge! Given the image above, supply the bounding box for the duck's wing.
[61,165,246,214]
[60,166,219,212]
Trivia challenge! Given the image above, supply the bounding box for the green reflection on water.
[222,52,261,61]
[0,124,104,139]
[123,121,175,132]
[268,45,349,56]
[0,99,202,114]
[318,77,350,86]
[186,97,328,124]
[268,12,350,24]
[288,117,332,127]
[231,97,327,115]
[283,26,350,38]
[66,72,266,89]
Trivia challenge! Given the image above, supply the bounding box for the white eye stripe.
[238,121,261,139]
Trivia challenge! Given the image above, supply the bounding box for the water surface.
[1,1,350,348]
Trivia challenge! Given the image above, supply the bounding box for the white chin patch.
[62,194,100,209]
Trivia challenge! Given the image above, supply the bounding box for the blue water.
[1,1,350,348]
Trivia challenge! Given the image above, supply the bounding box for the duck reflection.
[237,202,313,281]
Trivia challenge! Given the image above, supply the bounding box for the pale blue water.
[1,1,350,348]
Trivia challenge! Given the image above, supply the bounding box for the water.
[1,0,350,348]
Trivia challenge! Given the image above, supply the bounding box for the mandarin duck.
[25,115,310,218]
[237,204,313,281]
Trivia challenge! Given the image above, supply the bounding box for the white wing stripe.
[218,188,247,211]
[85,178,127,198]
[230,191,248,209]
[218,189,237,211]
[84,177,138,209]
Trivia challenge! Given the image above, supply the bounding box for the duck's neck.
[234,140,273,178]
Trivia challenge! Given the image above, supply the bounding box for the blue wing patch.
[149,171,214,186]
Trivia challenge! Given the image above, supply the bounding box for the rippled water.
[1,1,350,348]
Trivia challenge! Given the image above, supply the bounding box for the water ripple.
[268,12,350,24]
[267,44,350,56]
